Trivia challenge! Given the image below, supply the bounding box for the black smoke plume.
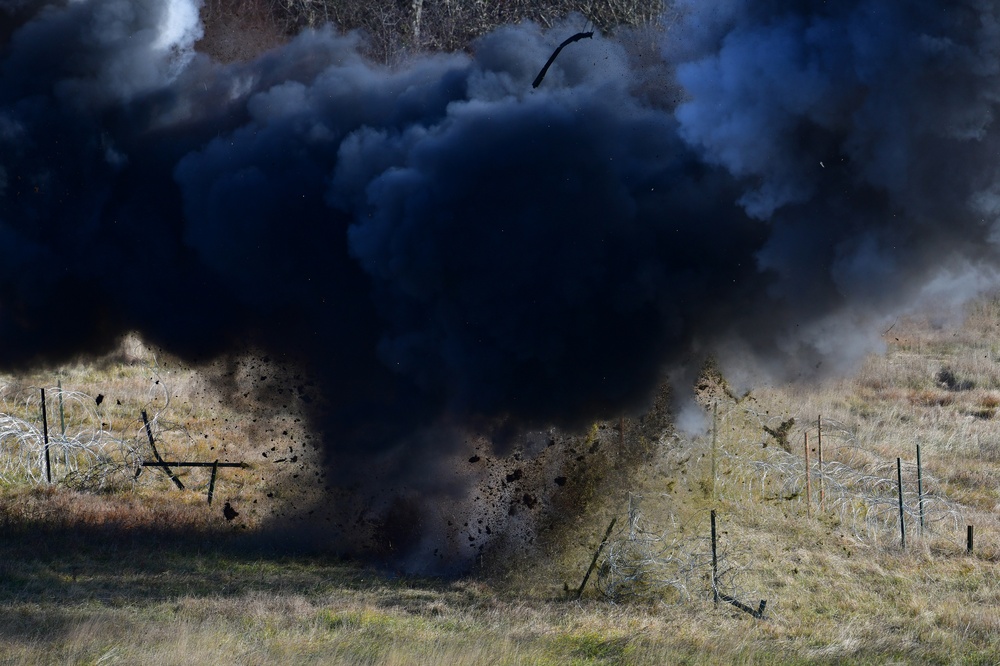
[4,0,1000,569]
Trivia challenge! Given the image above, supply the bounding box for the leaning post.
[576,518,617,600]
[141,410,184,490]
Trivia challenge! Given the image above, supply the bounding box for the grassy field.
[0,297,998,664]
[2,8,998,663]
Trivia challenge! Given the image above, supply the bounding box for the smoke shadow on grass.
[0,518,460,643]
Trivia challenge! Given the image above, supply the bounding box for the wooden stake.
[41,388,51,484]
[576,518,617,600]
[897,457,905,550]
[967,525,974,554]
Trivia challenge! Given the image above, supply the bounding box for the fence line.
[596,495,760,608]
[0,364,176,489]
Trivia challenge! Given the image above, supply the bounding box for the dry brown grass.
[3,296,1000,663]
[7,5,1000,664]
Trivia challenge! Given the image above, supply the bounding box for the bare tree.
[274,0,664,58]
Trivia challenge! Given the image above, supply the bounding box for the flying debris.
[532,31,594,88]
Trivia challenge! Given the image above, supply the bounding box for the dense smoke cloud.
[4,0,1000,567]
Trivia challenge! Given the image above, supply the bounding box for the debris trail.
[532,31,594,88]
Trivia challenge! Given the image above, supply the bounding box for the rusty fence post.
[897,457,905,550]
[41,388,51,484]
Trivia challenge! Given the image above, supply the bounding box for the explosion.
[3,0,1000,570]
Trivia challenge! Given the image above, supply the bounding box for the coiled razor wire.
[0,388,135,487]
[597,494,757,607]
[601,406,974,603]
[712,409,968,549]
[0,372,174,489]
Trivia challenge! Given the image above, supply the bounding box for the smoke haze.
[4,0,1000,567]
